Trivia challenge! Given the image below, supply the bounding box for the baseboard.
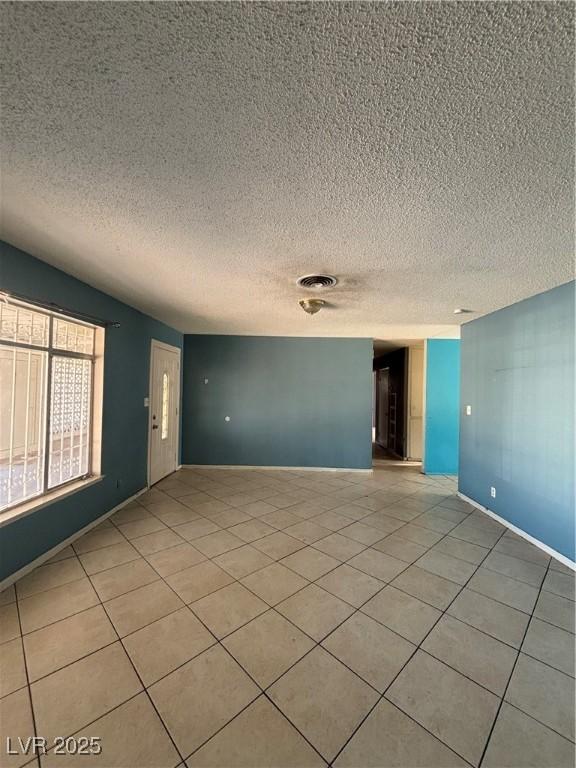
[0,487,147,593]
[182,464,373,474]
[458,492,575,571]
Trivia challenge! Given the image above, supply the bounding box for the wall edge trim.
[458,492,575,571]
[0,487,147,592]
[182,463,373,474]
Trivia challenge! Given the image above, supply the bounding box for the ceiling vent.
[296,274,338,289]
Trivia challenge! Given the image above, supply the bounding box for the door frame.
[147,339,181,488]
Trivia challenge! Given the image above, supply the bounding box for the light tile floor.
[1,465,574,768]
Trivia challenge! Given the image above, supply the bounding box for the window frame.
[0,298,103,515]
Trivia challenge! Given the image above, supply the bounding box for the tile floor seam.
[16,579,99,636]
[477,555,554,766]
[328,517,503,766]
[263,524,493,763]
[33,690,144,760]
[5,469,572,768]
[262,689,335,767]
[503,701,576,746]
[490,546,555,569]
[540,586,576,604]
[414,646,508,701]
[13,589,41,765]
[479,562,549,589]
[181,688,328,767]
[378,526,508,614]
[429,610,522,654]
[77,553,143,579]
[142,527,450,762]
[89,573,164,602]
[147,562,333,765]
[73,537,188,767]
[519,647,576,679]
[99,523,298,699]
[24,635,121,687]
[426,544,491,566]
[223,609,322,691]
[463,582,537,618]
[15,569,88,603]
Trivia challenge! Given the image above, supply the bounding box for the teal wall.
[424,339,461,475]
[459,282,575,561]
[0,241,183,581]
[182,335,373,470]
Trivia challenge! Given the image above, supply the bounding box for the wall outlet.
[466,405,472,415]
[490,486,496,498]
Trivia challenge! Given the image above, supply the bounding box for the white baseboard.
[458,492,575,571]
[181,464,373,474]
[0,487,147,593]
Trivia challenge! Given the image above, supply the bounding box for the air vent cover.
[297,274,338,289]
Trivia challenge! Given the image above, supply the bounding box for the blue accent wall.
[424,339,461,475]
[0,241,183,581]
[182,335,373,470]
[459,282,575,561]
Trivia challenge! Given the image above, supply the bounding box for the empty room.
[0,2,574,768]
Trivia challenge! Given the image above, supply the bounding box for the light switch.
[144,397,149,408]
[204,378,209,384]
[466,405,472,415]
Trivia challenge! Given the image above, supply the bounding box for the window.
[161,371,169,440]
[0,297,101,512]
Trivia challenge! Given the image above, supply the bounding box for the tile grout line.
[66,540,188,767]
[476,555,555,766]
[111,481,456,765]
[16,553,570,711]
[326,508,519,762]
[7,469,572,767]
[12,594,42,768]
[133,562,330,764]
[104,502,334,765]
[326,514,502,766]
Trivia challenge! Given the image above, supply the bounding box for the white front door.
[149,340,180,486]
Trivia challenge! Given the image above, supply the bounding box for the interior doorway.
[148,340,181,486]
[375,368,390,450]
[373,341,424,466]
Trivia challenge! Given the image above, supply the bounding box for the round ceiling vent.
[296,274,338,289]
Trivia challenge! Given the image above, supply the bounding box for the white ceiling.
[0,2,573,338]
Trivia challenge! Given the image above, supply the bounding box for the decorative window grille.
[0,298,98,511]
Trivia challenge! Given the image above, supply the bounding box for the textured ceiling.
[0,2,573,338]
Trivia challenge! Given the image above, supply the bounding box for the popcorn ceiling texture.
[0,2,573,338]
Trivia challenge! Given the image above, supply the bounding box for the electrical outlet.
[490,486,496,498]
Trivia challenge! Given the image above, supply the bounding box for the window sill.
[0,476,104,529]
